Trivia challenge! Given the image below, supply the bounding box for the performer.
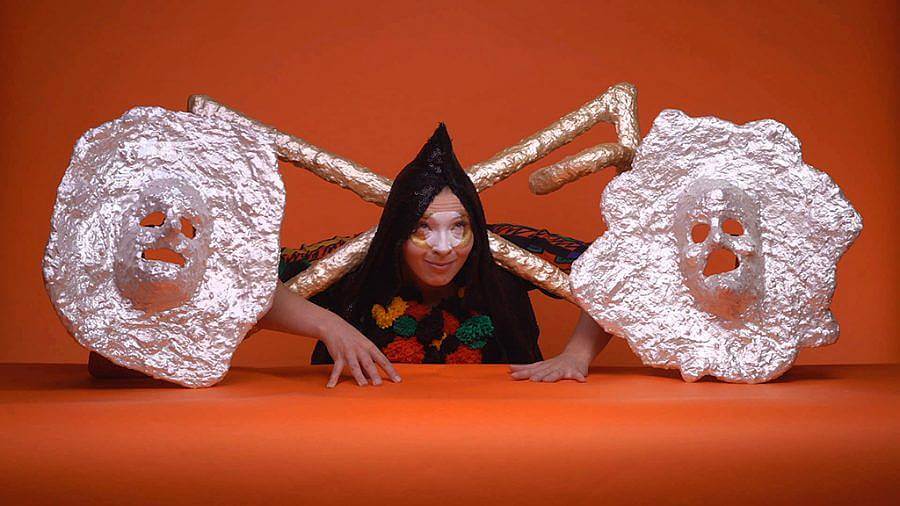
[260,124,611,386]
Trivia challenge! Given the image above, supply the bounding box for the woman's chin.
[418,271,458,288]
[421,277,453,288]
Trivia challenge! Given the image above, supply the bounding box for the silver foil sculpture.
[43,107,285,387]
[570,109,862,383]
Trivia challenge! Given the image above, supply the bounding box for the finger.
[326,358,344,388]
[508,361,543,371]
[529,369,551,382]
[508,362,545,375]
[542,370,564,383]
[347,355,368,386]
[359,355,383,386]
[510,369,534,380]
[524,362,553,378]
[562,370,587,382]
[370,348,401,383]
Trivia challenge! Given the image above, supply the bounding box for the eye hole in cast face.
[691,222,710,243]
[140,211,166,227]
[180,217,196,238]
[723,218,744,236]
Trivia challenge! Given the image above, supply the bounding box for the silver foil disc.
[571,110,862,383]
[43,107,285,387]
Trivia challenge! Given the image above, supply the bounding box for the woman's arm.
[507,310,611,382]
[259,283,401,388]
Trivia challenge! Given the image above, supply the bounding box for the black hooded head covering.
[313,123,542,364]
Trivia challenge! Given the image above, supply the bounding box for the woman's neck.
[418,283,456,306]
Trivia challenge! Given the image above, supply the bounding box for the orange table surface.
[1,363,898,506]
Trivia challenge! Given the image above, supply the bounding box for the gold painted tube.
[189,95,392,206]
[467,82,640,192]
[487,232,575,303]
[188,87,640,302]
[284,227,377,298]
[529,143,633,195]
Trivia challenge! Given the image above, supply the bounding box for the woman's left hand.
[508,351,589,383]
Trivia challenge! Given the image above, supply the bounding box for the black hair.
[332,123,539,363]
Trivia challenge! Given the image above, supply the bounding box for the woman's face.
[402,187,474,290]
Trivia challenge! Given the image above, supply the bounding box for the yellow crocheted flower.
[372,296,409,329]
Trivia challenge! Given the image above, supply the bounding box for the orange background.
[1,0,896,368]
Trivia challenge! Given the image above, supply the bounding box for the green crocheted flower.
[455,315,493,349]
[392,315,418,337]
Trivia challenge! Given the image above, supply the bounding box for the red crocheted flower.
[383,338,426,363]
[446,346,482,364]
[442,311,460,336]
[405,301,432,320]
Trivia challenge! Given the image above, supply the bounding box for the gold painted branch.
[487,232,574,303]
[189,95,392,205]
[190,84,640,304]
[528,143,633,195]
[467,82,640,193]
[284,227,377,298]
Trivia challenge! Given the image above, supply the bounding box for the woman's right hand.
[319,318,401,388]
[258,284,401,389]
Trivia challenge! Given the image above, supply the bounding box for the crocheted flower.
[405,301,432,320]
[446,346,482,364]
[455,315,493,349]
[372,297,409,329]
[442,311,460,336]
[383,338,425,363]
[392,315,418,337]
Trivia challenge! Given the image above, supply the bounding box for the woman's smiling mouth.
[425,259,454,269]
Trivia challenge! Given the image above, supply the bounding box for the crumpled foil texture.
[571,109,862,383]
[43,107,285,387]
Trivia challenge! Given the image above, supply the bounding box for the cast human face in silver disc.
[114,179,212,313]
[674,178,764,319]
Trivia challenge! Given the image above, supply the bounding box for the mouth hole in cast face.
[691,223,710,243]
[180,217,196,238]
[703,248,739,277]
[140,211,166,227]
[142,248,186,266]
[723,218,744,236]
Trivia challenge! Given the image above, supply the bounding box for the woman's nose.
[431,230,453,254]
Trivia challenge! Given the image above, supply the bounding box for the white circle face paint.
[43,107,286,387]
[570,109,862,383]
[409,211,473,252]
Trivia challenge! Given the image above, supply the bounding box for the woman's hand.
[508,310,612,383]
[319,318,401,388]
[508,351,590,382]
[258,283,401,388]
